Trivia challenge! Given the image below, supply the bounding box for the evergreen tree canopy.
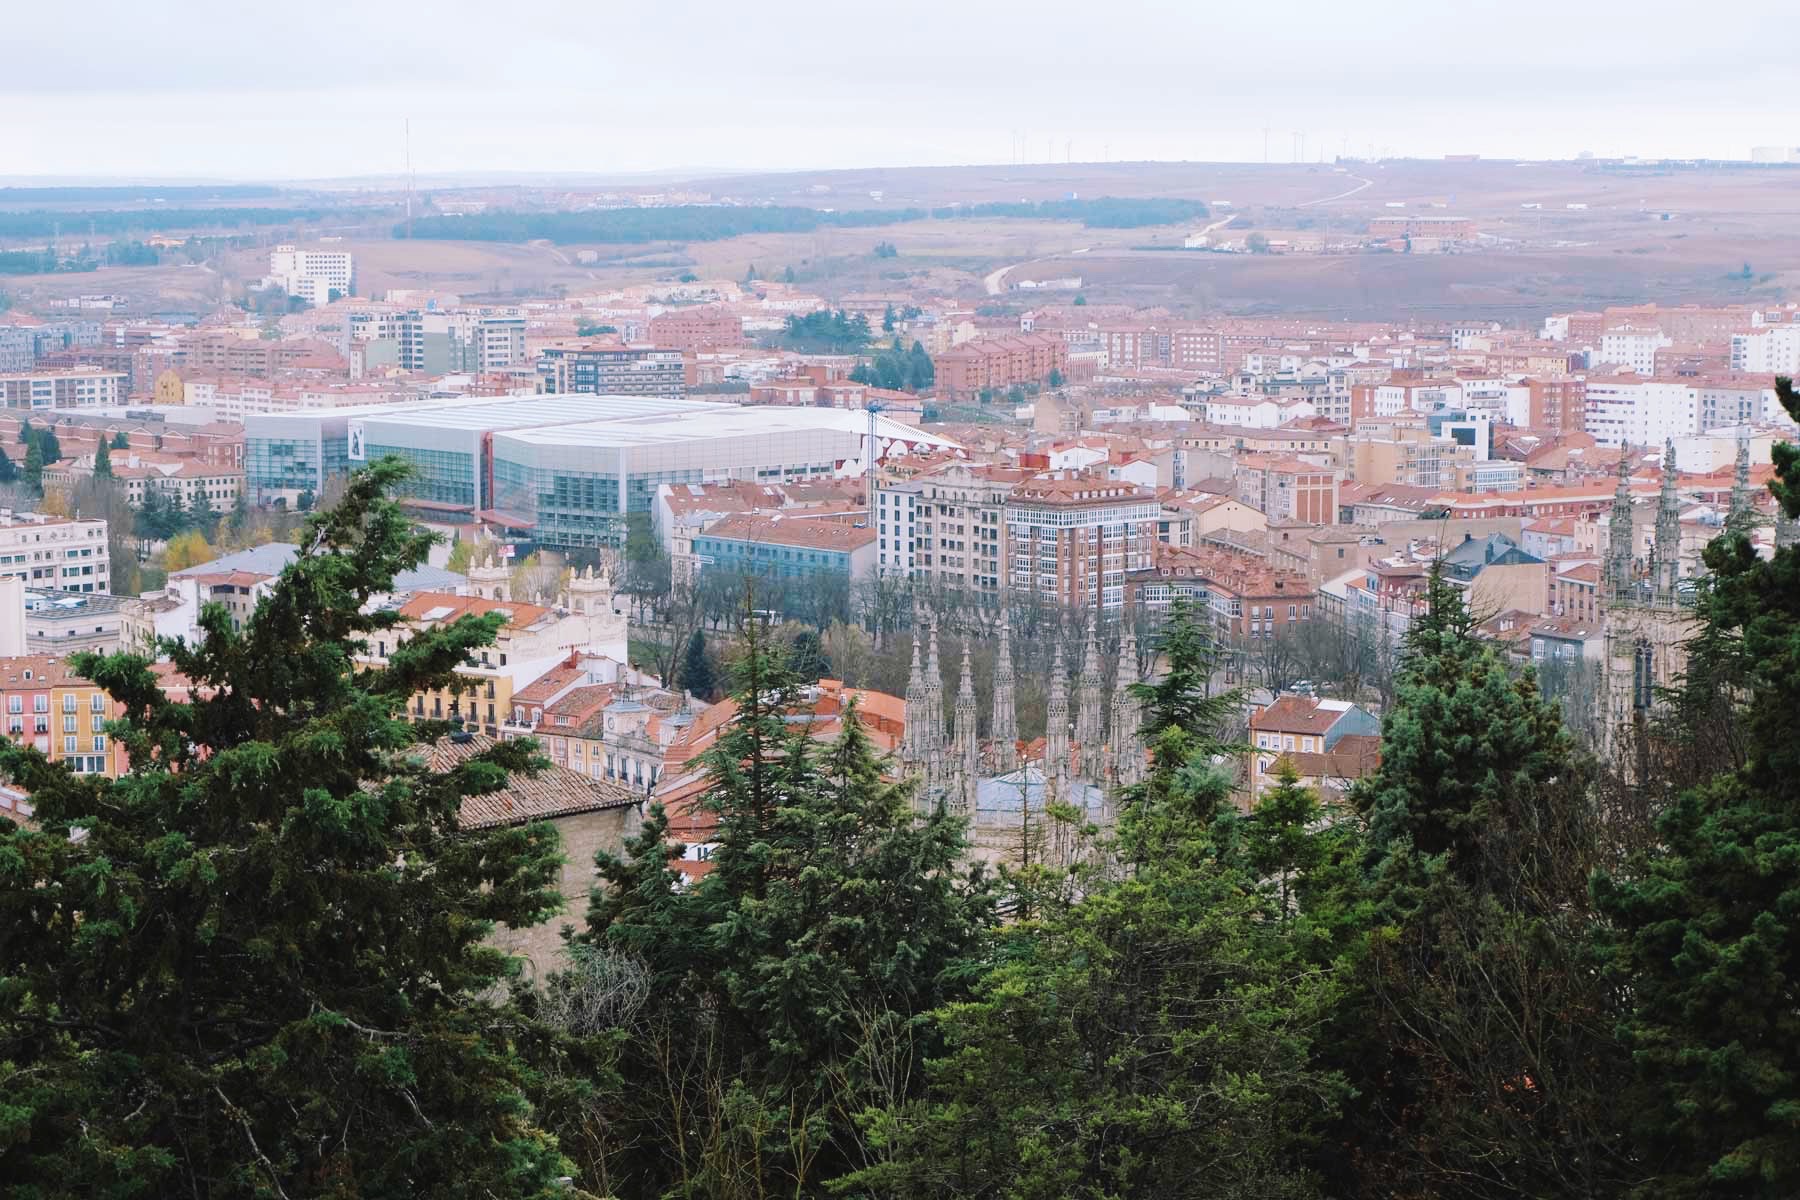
[1358,565,1574,904]
[579,617,993,1195]
[1596,376,1800,1198]
[0,457,573,1197]
[92,437,112,479]
[677,628,716,699]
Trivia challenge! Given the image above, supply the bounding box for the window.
[92,735,106,753]
[90,714,104,733]
[32,696,46,713]
[62,715,75,734]
[63,736,76,754]
[4,697,16,714]
[62,695,76,713]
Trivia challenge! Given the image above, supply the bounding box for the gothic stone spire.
[953,642,979,814]
[1075,611,1106,781]
[990,608,1018,772]
[902,628,927,768]
[1045,641,1070,794]
[1606,447,1635,599]
[1110,620,1144,790]
[1655,438,1681,600]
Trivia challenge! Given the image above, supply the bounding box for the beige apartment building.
[1345,423,1468,490]
[878,463,1026,600]
[0,511,109,594]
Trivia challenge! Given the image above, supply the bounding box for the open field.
[4,160,1798,320]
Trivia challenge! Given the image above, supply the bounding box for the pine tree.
[23,440,43,493]
[580,615,992,1196]
[1358,564,1572,902]
[92,437,112,480]
[1330,563,1631,1198]
[110,430,129,450]
[0,457,572,1196]
[0,444,17,484]
[1596,376,1800,1198]
[677,629,716,699]
[786,628,831,681]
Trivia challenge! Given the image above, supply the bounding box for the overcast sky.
[7,0,1791,181]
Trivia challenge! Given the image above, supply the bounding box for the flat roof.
[496,405,962,450]
[359,393,725,435]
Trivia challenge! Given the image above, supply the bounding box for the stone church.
[899,602,1147,868]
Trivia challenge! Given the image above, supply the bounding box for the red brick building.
[933,333,1068,399]
[1525,377,1587,437]
[1123,543,1315,641]
[1002,473,1160,610]
[647,306,746,352]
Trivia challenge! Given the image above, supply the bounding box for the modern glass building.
[247,395,958,547]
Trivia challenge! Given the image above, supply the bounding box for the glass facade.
[367,442,476,508]
[493,457,624,546]
[244,436,320,497]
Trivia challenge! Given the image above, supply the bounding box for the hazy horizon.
[9,0,1791,181]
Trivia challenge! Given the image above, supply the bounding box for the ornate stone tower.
[952,642,979,814]
[990,609,1018,773]
[1045,642,1070,796]
[1729,436,1754,530]
[1602,440,1698,771]
[1109,622,1144,791]
[922,618,944,787]
[1654,439,1682,602]
[902,628,928,772]
[467,553,511,602]
[1074,612,1106,781]
[1605,451,1635,599]
[568,562,627,662]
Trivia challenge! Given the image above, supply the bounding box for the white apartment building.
[1730,324,1800,375]
[1203,395,1317,429]
[0,512,109,594]
[876,488,917,576]
[0,368,126,410]
[1583,378,1698,447]
[1698,381,1775,431]
[1594,326,1670,375]
[267,245,355,306]
[879,464,1015,597]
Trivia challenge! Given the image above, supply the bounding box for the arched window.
[1633,638,1655,711]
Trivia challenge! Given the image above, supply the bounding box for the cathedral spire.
[990,608,1018,772]
[922,616,944,785]
[953,642,979,814]
[1045,642,1070,796]
[1075,612,1106,781]
[902,627,927,769]
[1606,446,1635,600]
[1729,435,1755,533]
[1654,438,1681,601]
[1109,620,1144,790]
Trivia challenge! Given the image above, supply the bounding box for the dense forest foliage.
[2,375,1799,1199]
[400,196,1211,244]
